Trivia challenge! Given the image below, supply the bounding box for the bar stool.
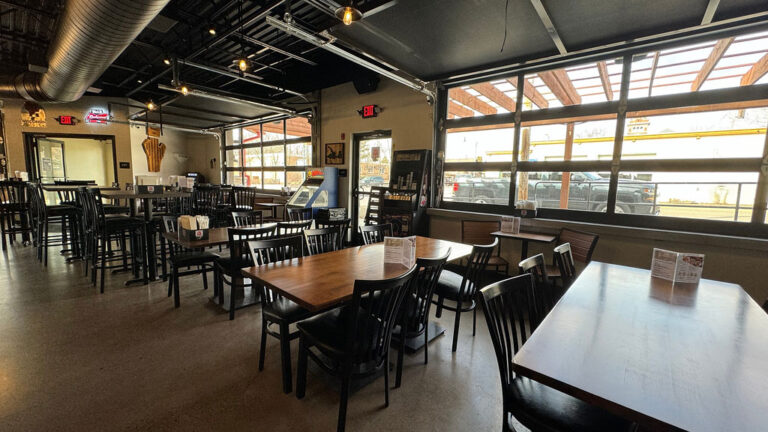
[0,180,32,251]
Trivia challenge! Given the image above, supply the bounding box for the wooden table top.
[241,236,473,312]
[254,202,284,207]
[490,230,557,243]
[162,224,277,249]
[512,261,768,431]
[101,190,191,199]
[41,185,118,191]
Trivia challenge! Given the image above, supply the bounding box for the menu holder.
[384,236,416,268]
[651,248,705,284]
[177,215,210,241]
[501,216,521,234]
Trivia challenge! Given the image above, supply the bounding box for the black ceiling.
[1,0,768,129]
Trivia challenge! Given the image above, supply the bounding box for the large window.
[224,116,312,190]
[439,29,768,236]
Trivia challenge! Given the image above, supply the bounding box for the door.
[352,131,392,232]
[37,138,66,183]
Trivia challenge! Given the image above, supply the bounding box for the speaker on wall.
[353,74,380,94]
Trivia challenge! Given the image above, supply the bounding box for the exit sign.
[56,115,76,125]
[359,104,379,118]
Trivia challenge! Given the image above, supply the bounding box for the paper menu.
[651,248,705,284]
[384,236,416,268]
[501,216,521,234]
[177,215,209,230]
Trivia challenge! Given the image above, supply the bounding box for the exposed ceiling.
[1,0,767,130]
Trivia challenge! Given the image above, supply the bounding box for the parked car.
[450,172,657,214]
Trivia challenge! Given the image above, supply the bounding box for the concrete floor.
[0,243,506,431]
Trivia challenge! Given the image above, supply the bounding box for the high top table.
[512,261,768,431]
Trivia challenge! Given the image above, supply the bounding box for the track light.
[146,100,156,110]
[335,2,362,25]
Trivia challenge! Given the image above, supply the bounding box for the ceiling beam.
[506,78,549,109]
[596,61,614,101]
[449,88,497,115]
[692,37,734,91]
[448,101,475,118]
[529,0,567,55]
[538,69,581,105]
[234,32,318,66]
[701,0,721,25]
[0,0,58,18]
[741,53,768,86]
[469,82,517,111]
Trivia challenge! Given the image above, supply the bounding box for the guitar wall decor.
[142,136,166,172]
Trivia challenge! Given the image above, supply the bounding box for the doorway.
[352,131,392,232]
[24,134,117,185]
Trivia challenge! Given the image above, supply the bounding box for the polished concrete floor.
[0,243,507,431]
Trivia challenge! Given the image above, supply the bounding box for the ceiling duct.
[0,0,171,102]
[265,15,433,98]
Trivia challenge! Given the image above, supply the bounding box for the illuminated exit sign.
[359,104,379,119]
[56,115,77,125]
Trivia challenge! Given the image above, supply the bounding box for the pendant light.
[146,100,156,110]
[235,0,249,72]
[335,1,362,25]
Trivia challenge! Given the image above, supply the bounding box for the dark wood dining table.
[512,261,768,431]
[241,236,473,350]
[490,230,557,259]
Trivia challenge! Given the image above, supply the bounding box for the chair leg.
[424,324,429,365]
[279,322,293,394]
[473,307,477,336]
[167,265,174,297]
[229,282,236,320]
[395,333,405,388]
[173,267,180,308]
[451,307,462,352]
[384,351,390,407]
[337,372,351,432]
[435,296,444,318]
[296,335,308,399]
[1,214,7,251]
[202,266,208,290]
[99,238,107,293]
[259,317,268,371]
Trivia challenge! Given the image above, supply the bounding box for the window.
[439,28,768,235]
[224,117,313,190]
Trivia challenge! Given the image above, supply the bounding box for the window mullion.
[606,54,633,215]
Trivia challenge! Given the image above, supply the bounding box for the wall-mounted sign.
[325,142,344,165]
[85,108,110,124]
[119,162,130,169]
[142,137,166,172]
[338,169,348,177]
[56,115,77,125]
[21,102,46,128]
[358,104,379,119]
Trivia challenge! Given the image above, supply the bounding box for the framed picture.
[325,142,345,165]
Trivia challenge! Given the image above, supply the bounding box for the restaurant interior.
[1,0,767,431]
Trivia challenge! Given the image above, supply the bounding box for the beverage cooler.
[286,167,339,217]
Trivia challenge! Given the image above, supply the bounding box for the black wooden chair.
[462,220,509,275]
[392,250,450,388]
[519,253,554,327]
[277,220,312,237]
[359,223,392,245]
[214,225,275,319]
[304,227,341,255]
[0,180,32,251]
[161,216,219,308]
[479,274,635,432]
[316,218,351,249]
[249,235,310,394]
[295,265,418,432]
[232,210,263,227]
[547,228,598,283]
[286,207,312,221]
[432,239,496,352]
[553,242,577,290]
[27,183,80,265]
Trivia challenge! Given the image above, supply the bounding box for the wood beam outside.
[449,87,497,115]
[507,78,549,109]
[538,69,581,105]
[692,37,734,91]
[470,82,517,111]
[741,53,768,86]
[597,61,614,101]
[448,101,475,118]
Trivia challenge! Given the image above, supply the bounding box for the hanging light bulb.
[208,25,216,36]
[180,84,189,96]
[163,57,171,66]
[146,100,156,110]
[237,58,248,72]
[335,2,362,25]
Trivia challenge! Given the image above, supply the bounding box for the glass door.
[352,131,392,232]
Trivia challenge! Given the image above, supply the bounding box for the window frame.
[436,32,768,238]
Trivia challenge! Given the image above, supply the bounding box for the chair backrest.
[303,227,340,255]
[454,238,498,302]
[315,218,351,250]
[359,223,393,245]
[228,226,276,265]
[161,215,177,233]
[461,220,500,245]
[558,228,598,263]
[347,265,418,364]
[402,250,451,335]
[232,186,258,210]
[287,207,313,221]
[232,211,263,227]
[479,273,538,408]
[518,253,553,326]
[247,235,304,305]
[277,220,312,236]
[0,181,26,207]
[553,242,577,288]
[193,185,221,216]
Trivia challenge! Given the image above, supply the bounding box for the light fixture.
[335,2,362,25]
[146,100,156,110]
[208,25,216,36]
[237,58,248,72]
[137,79,143,84]
[180,84,189,96]
[163,57,171,66]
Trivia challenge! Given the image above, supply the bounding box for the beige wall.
[60,137,115,186]
[428,209,768,304]
[2,96,134,184]
[319,79,434,210]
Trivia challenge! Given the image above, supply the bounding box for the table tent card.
[501,216,521,234]
[384,236,417,268]
[651,248,705,284]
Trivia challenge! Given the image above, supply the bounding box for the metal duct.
[0,0,170,102]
